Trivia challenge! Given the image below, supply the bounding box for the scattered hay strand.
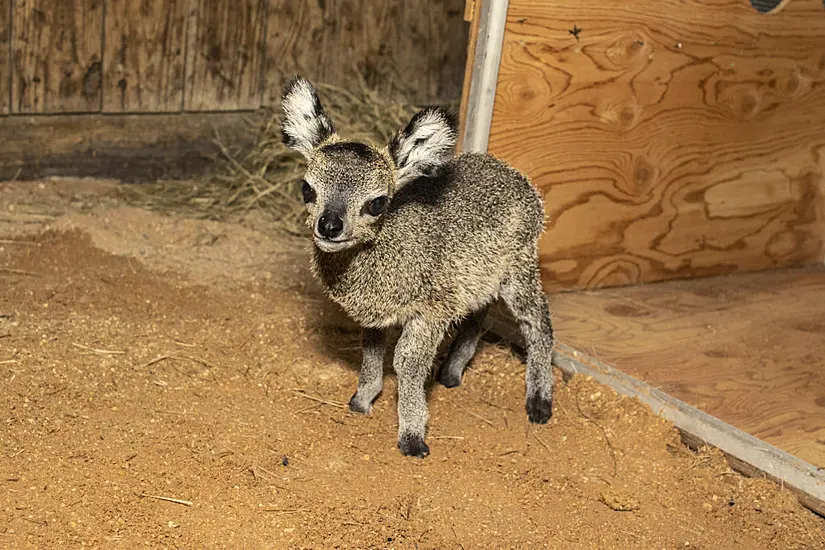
[478,397,514,412]
[0,240,38,246]
[173,339,196,348]
[463,409,495,427]
[292,403,324,415]
[575,393,619,477]
[292,390,345,409]
[72,342,126,356]
[251,464,285,481]
[138,354,214,369]
[140,355,174,368]
[450,522,467,550]
[0,267,41,277]
[140,494,193,507]
[533,433,551,452]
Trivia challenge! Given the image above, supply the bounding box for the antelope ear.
[387,107,457,186]
[280,76,337,159]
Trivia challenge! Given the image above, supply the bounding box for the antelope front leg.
[394,318,445,458]
[348,328,387,414]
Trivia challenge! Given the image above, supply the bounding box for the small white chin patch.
[314,237,354,253]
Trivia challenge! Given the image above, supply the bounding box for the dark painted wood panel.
[102,0,188,112]
[11,0,104,113]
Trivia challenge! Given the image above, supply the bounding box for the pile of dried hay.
[211,82,419,236]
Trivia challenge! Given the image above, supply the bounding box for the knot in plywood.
[604,31,651,69]
[597,97,642,132]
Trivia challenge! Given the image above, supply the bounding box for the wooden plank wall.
[486,0,825,291]
[11,0,104,113]
[102,0,188,112]
[184,0,268,111]
[262,0,467,106]
[0,0,468,116]
[0,0,9,114]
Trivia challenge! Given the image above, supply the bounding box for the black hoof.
[438,369,462,388]
[398,433,430,458]
[526,394,553,424]
[348,393,371,415]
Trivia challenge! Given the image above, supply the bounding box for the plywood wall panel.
[487,0,825,291]
[11,0,104,113]
[102,0,188,113]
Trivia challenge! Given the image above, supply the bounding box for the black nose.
[317,213,344,239]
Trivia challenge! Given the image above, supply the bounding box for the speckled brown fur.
[281,76,555,457]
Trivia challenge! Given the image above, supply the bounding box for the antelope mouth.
[314,236,355,253]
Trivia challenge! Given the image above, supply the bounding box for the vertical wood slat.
[262,0,469,106]
[262,0,325,106]
[102,0,188,113]
[318,0,375,97]
[10,0,104,113]
[183,0,268,111]
[0,0,9,114]
[4,0,467,115]
[397,0,432,99]
[427,0,469,103]
[319,0,429,103]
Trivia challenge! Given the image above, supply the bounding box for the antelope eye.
[300,180,316,204]
[365,196,388,216]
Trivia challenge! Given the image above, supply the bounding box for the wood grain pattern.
[263,0,469,106]
[184,0,267,111]
[6,0,467,115]
[427,0,468,102]
[318,1,427,102]
[0,111,258,181]
[11,0,104,113]
[102,0,188,113]
[463,0,475,21]
[549,266,825,468]
[262,0,325,106]
[486,0,825,291]
[0,0,10,115]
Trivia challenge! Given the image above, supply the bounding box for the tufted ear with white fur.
[280,76,337,159]
[387,107,457,186]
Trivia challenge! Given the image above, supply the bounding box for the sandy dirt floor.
[1,178,824,549]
